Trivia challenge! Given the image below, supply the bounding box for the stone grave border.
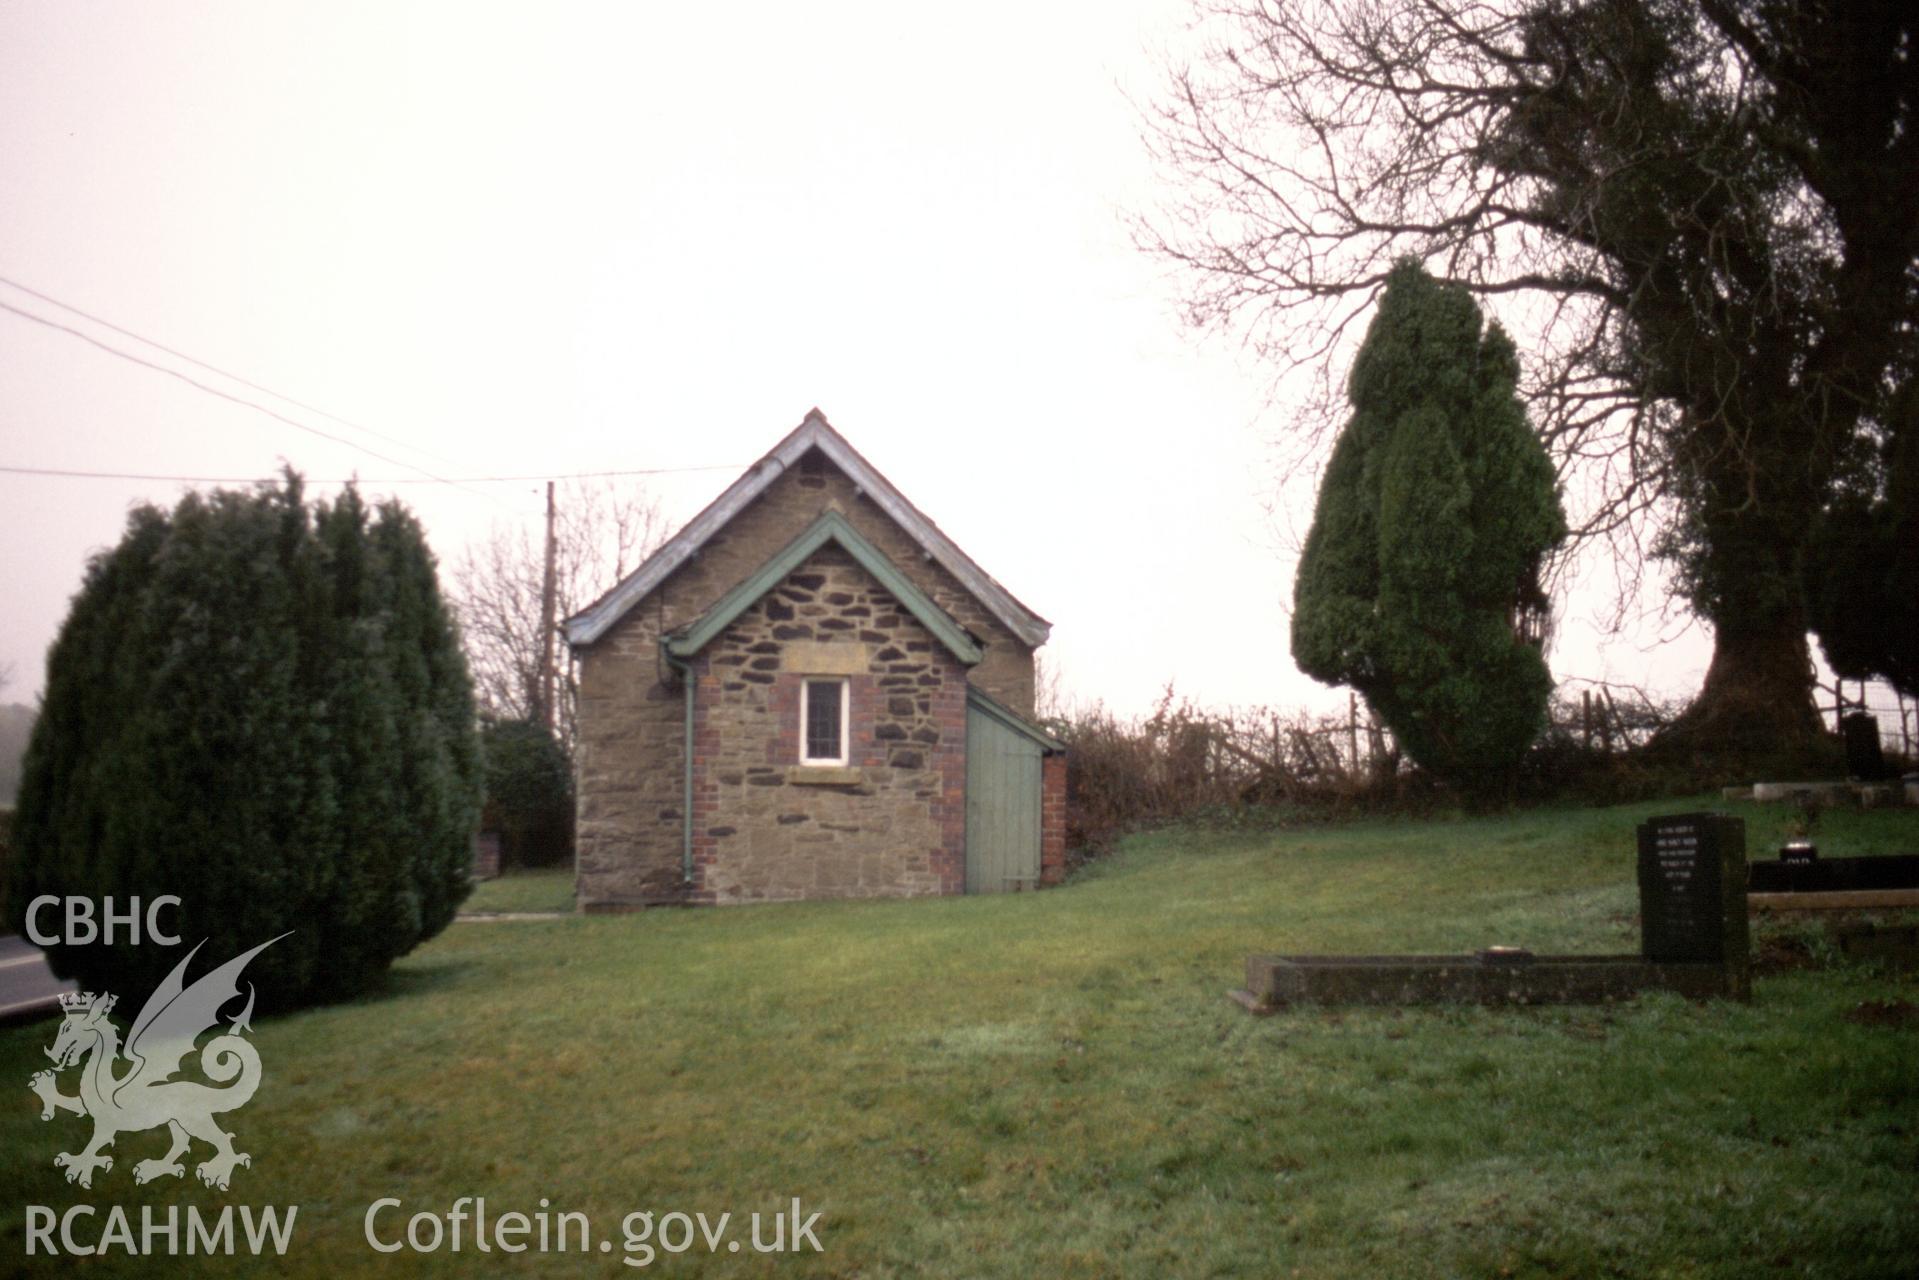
[1230,813,1750,1013]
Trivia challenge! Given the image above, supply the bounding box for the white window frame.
[799,677,851,766]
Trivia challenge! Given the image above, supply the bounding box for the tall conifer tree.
[1294,262,1566,792]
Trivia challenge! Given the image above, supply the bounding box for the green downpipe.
[662,646,695,885]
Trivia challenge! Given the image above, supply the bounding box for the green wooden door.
[965,696,1043,893]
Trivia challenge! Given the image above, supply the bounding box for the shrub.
[1049,688,1358,855]
[5,476,481,1008]
[479,718,574,868]
[1050,704,1172,857]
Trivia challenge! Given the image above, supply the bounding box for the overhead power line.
[0,297,500,504]
[0,272,467,472]
[0,462,745,484]
[0,276,747,509]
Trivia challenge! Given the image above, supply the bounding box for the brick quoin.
[1041,752,1068,887]
[930,683,969,894]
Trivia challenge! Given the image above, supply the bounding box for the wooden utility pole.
[537,480,559,732]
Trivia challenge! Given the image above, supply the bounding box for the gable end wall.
[574,452,1031,908]
[687,544,968,903]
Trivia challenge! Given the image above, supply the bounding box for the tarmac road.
[0,934,74,1022]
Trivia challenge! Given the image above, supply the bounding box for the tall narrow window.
[801,678,849,765]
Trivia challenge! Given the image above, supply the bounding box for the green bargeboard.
[965,699,1043,893]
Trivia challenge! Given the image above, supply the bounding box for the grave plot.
[1230,813,1750,1012]
[1744,841,1919,969]
[1747,849,1919,915]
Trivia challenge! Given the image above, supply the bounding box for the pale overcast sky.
[0,1,1715,720]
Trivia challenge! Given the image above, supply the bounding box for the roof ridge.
[565,411,1051,650]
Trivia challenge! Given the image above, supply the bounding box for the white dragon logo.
[28,934,285,1191]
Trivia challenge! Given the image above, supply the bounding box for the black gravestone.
[1842,712,1890,780]
[1636,814,1749,997]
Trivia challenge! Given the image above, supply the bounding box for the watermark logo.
[28,934,286,1191]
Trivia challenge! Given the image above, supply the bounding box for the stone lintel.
[783,640,871,675]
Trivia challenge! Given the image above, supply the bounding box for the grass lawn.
[462,867,577,916]
[2,794,1915,1277]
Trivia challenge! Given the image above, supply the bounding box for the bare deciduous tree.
[1141,0,1918,761]
[451,479,667,754]
[1033,651,1069,722]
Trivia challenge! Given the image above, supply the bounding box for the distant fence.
[1550,679,1675,755]
[1049,693,1390,852]
[1197,677,1911,789]
[1183,681,1676,796]
[1819,677,1915,761]
[1056,676,1907,853]
[1199,695,1392,796]
[1066,675,1903,817]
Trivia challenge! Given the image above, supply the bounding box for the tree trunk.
[1654,601,1827,773]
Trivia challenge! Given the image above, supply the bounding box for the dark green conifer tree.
[6,474,481,1007]
[1293,261,1567,792]
[1804,413,1918,701]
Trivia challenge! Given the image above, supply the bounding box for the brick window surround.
[800,677,850,765]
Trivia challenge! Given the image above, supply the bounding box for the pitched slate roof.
[966,685,1066,753]
[565,409,1052,649]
